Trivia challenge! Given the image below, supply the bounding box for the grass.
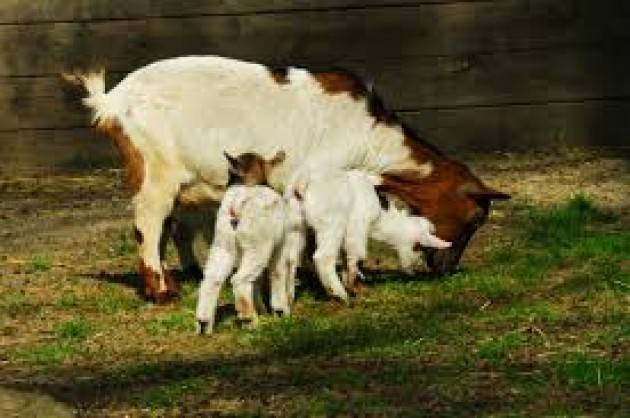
[554,354,629,388]
[111,231,136,257]
[2,195,629,416]
[55,319,93,340]
[30,254,52,272]
[145,311,192,335]
[11,319,95,366]
[476,330,527,364]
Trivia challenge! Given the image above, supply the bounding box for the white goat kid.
[195,185,304,335]
[288,168,451,302]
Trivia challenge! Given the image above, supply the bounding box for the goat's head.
[224,150,286,186]
[380,152,510,276]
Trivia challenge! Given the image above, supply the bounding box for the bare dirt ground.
[0,148,628,416]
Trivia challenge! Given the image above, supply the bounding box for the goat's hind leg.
[231,244,274,329]
[134,180,181,303]
[196,245,235,335]
[268,251,290,317]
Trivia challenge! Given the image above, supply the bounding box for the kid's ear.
[269,150,286,166]
[414,234,451,251]
[224,151,242,174]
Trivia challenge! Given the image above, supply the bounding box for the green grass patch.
[0,292,32,318]
[56,318,94,340]
[554,354,629,388]
[139,376,205,409]
[475,330,527,364]
[145,311,191,335]
[30,254,52,272]
[12,319,94,365]
[526,194,617,245]
[111,231,136,256]
[14,342,71,365]
[95,284,143,314]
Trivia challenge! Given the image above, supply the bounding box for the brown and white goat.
[66,56,509,302]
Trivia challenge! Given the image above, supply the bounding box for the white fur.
[195,185,304,334]
[287,167,450,301]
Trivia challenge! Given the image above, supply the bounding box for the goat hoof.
[196,320,209,335]
[183,265,203,280]
[164,273,180,297]
[273,309,290,317]
[330,295,350,307]
[237,318,258,330]
[152,288,178,304]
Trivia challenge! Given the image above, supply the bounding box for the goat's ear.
[224,151,241,174]
[460,182,511,201]
[414,235,451,251]
[269,150,286,166]
[467,188,511,201]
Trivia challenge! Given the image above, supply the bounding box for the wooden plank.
[2,99,628,174]
[1,46,628,131]
[400,100,630,152]
[372,45,630,110]
[0,0,628,77]
[0,1,480,24]
[0,128,118,174]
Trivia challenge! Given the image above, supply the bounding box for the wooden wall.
[1,0,629,173]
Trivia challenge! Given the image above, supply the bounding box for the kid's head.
[388,210,451,274]
[224,150,286,186]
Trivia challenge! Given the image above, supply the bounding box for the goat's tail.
[61,69,117,124]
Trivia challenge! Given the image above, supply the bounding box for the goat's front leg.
[195,245,235,335]
[134,182,179,303]
[231,244,273,329]
[269,251,290,317]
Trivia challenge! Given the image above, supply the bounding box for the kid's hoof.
[237,317,258,330]
[183,265,204,280]
[273,309,290,318]
[196,320,209,335]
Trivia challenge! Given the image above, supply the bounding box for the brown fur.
[134,227,143,245]
[228,153,269,185]
[139,259,161,301]
[381,134,508,242]
[139,260,178,303]
[268,66,290,85]
[314,71,368,99]
[225,151,285,186]
[96,118,145,194]
[235,295,256,319]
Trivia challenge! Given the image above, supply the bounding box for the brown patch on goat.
[225,151,286,186]
[96,119,145,194]
[227,153,268,186]
[139,259,161,301]
[235,295,256,321]
[133,227,143,244]
[314,71,368,99]
[268,66,290,85]
[139,260,178,303]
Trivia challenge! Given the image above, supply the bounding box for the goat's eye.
[413,242,422,252]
